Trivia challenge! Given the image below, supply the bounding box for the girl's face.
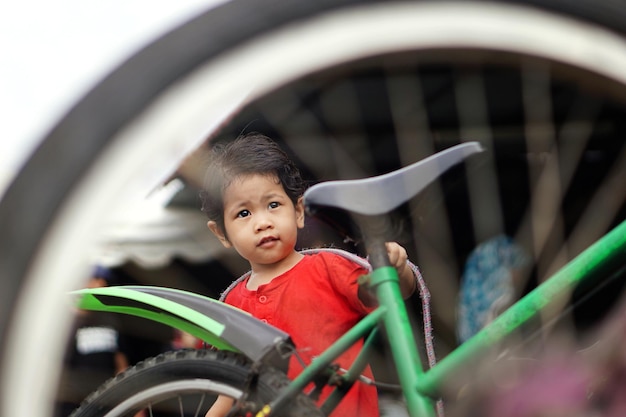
[207,173,305,272]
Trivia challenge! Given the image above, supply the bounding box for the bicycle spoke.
[193,393,207,417]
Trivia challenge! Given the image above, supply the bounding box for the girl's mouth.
[258,236,278,247]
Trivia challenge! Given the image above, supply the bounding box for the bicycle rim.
[103,380,241,417]
[2,1,626,415]
[70,350,320,417]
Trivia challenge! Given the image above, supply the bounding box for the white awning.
[91,180,226,268]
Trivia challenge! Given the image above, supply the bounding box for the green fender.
[72,286,292,369]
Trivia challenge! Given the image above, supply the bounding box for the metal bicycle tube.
[416,218,626,397]
[320,328,381,415]
[371,265,435,417]
[264,308,386,416]
[357,213,436,417]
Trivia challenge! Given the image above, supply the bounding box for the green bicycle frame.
[71,137,625,416]
[416,217,626,398]
[265,217,626,417]
[72,217,626,417]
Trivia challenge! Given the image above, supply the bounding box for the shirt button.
[259,295,268,303]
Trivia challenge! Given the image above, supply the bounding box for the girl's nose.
[255,215,273,232]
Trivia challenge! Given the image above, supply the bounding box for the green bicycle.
[68,141,625,417]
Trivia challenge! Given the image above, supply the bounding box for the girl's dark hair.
[199,133,305,232]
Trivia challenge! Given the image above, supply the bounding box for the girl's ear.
[207,221,232,248]
[295,197,305,229]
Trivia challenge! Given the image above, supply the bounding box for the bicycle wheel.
[70,349,320,417]
[2,1,626,416]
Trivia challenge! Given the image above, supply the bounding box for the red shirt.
[223,251,379,417]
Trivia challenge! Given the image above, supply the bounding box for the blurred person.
[54,266,131,417]
[446,288,626,417]
[445,260,626,417]
[456,235,530,343]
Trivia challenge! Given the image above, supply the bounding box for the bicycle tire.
[2,1,626,416]
[70,349,321,417]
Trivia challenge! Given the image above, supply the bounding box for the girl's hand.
[386,242,416,298]
[386,242,408,271]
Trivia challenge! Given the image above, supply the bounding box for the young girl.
[201,133,419,417]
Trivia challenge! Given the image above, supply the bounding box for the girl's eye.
[268,201,280,209]
[237,210,251,218]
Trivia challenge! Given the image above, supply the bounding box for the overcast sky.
[0,0,223,191]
